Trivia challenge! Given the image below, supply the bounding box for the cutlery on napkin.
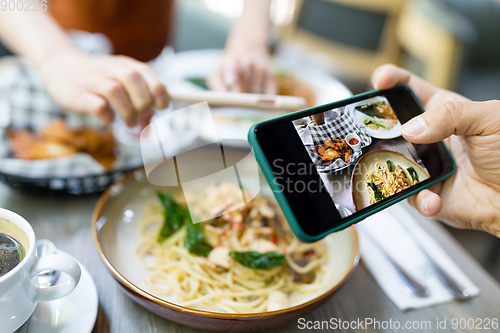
[357,202,480,310]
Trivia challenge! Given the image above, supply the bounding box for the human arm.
[0,11,169,127]
[208,0,276,94]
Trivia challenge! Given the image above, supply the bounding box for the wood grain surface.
[1,183,499,333]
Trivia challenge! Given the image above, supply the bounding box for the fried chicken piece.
[9,119,116,169]
[340,139,350,154]
[40,119,76,144]
[93,154,116,170]
[40,120,114,157]
[325,139,344,151]
[75,129,115,156]
[8,129,77,160]
[321,149,341,161]
[325,139,340,148]
[316,145,327,156]
[344,148,352,163]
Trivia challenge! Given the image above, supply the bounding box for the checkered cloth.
[305,107,371,173]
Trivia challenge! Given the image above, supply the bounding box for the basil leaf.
[386,160,395,173]
[229,251,286,270]
[157,192,190,243]
[368,181,385,202]
[407,167,419,183]
[184,218,212,257]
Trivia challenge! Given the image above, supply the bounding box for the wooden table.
[1,183,500,333]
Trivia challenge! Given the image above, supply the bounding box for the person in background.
[372,64,500,238]
[0,0,274,128]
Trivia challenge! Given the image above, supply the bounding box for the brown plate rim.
[92,168,360,319]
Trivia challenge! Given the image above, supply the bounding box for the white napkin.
[297,126,313,145]
[357,202,480,310]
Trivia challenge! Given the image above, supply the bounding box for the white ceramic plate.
[26,251,98,333]
[350,96,402,139]
[354,111,402,139]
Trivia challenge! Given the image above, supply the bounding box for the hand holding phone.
[249,85,456,242]
[372,65,500,238]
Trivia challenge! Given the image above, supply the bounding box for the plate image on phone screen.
[250,86,455,241]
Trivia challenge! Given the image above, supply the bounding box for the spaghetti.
[365,160,420,205]
[136,183,329,313]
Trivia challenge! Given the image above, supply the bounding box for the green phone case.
[248,85,456,243]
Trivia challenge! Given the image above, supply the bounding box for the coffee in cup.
[0,209,81,333]
[0,233,25,276]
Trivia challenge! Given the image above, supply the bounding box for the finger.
[248,64,265,94]
[49,83,115,125]
[105,65,153,113]
[231,62,247,93]
[408,189,442,217]
[138,107,154,129]
[371,64,438,107]
[263,70,277,95]
[401,100,500,143]
[215,58,240,92]
[131,63,169,110]
[89,79,137,126]
[208,71,229,92]
[80,92,115,126]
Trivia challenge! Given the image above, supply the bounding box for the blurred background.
[1,0,499,281]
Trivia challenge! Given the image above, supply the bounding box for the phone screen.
[254,86,454,237]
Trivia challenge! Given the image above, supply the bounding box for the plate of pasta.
[92,148,359,332]
[351,150,430,212]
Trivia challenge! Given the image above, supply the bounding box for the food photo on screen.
[293,95,430,217]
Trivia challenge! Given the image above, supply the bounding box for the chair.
[279,0,405,86]
[395,0,476,90]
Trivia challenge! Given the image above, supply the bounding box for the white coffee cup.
[0,208,81,333]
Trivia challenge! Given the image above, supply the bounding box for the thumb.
[400,100,500,143]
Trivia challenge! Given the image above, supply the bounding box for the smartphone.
[248,85,455,242]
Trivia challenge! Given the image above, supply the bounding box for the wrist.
[226,32,268,52]
[37,46,84,75]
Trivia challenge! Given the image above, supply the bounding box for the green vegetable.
[371,120,386,128]
[157,192,212,256]
[264,279,270,286]
[229,251,287,270]
[363,118,386,128]
[184,218,212,257]
[157,192,191,243]
[368,181,385,202]
[386,160,395,173]
[407,167,419,183]
[186,77,209,90]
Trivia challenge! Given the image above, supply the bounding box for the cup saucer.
[26,250,98,333]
